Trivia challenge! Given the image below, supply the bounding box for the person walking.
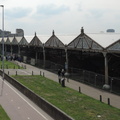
[58,69,61,83]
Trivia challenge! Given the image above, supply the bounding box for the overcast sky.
[0,0,120,35]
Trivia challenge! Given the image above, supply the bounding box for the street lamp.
[0,5,4,80]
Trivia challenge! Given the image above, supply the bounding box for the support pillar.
[65,46,69,79]
[5,44,6,55]
[35,51,38,64]
[103,52,110,90]
[18,45,20,55]
[65,47,68,72]
[43,44,46,68]
[11,45,13,55]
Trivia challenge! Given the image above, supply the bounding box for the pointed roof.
[5,37,13,44]
[0,37,7,44]
[12,36,22,45]
[29,32,42,46]
[19,36,28,45]
[67,27,104,51]
[106,39,120,52]
[45,30,65,48]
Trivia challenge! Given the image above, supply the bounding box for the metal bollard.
[40,71,41,76]
[100,95,102,102]
[79,87,81,93]
[16,71,17,76]
[24,65,26,69]
[43,72,44,77]
[108,98,110,105]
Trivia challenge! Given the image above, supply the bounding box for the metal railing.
[24,57,120,95]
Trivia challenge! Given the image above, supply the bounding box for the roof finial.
[81,27,84,35]
[35,32,36,36]
[52,30,55,36]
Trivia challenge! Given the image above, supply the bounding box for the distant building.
[106,29,115,33]
[0,29,24,37]
[16,29,24,36]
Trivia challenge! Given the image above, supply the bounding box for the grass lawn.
[0,60,22,69]
[0,105,10,120]
[12,75,120,120]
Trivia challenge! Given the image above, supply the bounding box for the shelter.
[44,30,66,69]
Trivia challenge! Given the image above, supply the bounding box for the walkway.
[12,61,120,109]
[1,61,120,120]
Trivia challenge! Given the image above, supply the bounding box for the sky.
[0,0,120,35]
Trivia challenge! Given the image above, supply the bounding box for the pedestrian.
[61,69,65,77]
[58,69,61,83]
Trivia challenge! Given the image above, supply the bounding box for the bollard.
[67,78,69,82]
[100,95,102,102]
[8,71,9,75]
[79,87,81,93]
[24,65,26,69]
[108,98,110,105]
[43,72,44,77]
[16,71,17,75]
[40,71,41,76]
[32,71,33,76]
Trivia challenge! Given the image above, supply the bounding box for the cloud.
[5,7,32,19]
[36,4,70,16]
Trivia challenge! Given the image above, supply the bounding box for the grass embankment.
[0,60,22,69]
[12,75,120,120]
[0,105,10,120]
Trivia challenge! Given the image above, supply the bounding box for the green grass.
[12,75,120,120]
[0,105,10,120]
[0,60,22,69]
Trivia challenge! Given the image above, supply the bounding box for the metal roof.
[1,28,120,53]
[12,36,22,45]
[106,39,120,52]
[67,33,104,51]
[45,31,65,48]
[87,33,120,48]
[19,36,28,45]
[29,33,43,46]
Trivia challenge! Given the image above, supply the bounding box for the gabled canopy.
[5,37,13,45]
[19,36,28,46]
[106,39,120,53]
[45,30,65,48]
[0,37,7,44]
[67,27,104,52]
[29,32,42,46]
[12,36,22,45]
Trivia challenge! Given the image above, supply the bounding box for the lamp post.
[0,5,4,80]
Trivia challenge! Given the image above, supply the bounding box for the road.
[0,76,54,120]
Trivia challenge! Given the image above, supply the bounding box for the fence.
[25,57,120,95]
